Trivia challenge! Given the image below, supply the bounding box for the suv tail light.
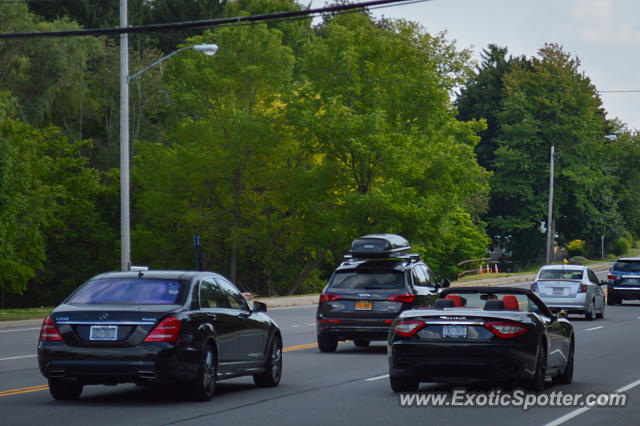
[530,282,538,292]
[607,274,614,280]
[387,294,415,303]
[144,316,181,342]
[579,283,587,293]
[484,322,526,338]
[392,320,426,337]
[39,315,63,341]
[319,293,341,303]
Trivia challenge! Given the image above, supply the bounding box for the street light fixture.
[120,43,218,271]
[545,134,617,264]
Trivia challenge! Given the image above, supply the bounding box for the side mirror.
[253,301,267,313]
[556,310,568,319]
[440,278,450,288]
[599,280,607,286]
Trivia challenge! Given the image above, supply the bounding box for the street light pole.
[545,134,617,265]
[118,5,217,271]
[120,0,129,271]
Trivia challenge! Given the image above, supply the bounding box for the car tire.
[390,374,419,393]
[48,379,83,400]
[526,343,546,392]
[353,339,370,348]
[553,337,574,385]
[191,343,217,401]
[254,335,282,387]
[596,302,605,319]
[317,333,338,353]
[585,302,595,321]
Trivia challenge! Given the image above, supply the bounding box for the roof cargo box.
[350,234,411,259]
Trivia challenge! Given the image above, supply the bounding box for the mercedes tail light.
[387,294,415,303]
[39,315,63,342]
[392,320,426,337]
[484,322,526,338]
[144,316,181,342]
[319,293,341,303]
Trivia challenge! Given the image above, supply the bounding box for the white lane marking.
[290,325,300,328]
[544,378,640,426]
[0,355,37,361]
[365,374,389,382]
[586,326,604,331]
[308,323,315,327]
[0,328,40,333]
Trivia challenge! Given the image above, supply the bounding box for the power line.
[0,0,427,39]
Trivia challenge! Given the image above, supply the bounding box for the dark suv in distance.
[316,234,450,352]
[608,257,640,305]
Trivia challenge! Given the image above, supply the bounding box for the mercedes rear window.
[613,261,640,272]
[67,278,186,305]
[328,270,405,290]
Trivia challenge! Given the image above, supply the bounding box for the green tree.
[489,44,611,265]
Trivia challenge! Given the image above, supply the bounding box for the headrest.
[434,298,455,309]
[484,299,505,310]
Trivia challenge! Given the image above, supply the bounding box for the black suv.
[608,257,640,305]
[316,234,449,352]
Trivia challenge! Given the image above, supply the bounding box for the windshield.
[329,270,405,290]
[67,278,185,305]
[538,269,583,281]
[443,291,544,314]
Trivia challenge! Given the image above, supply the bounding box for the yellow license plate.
[355,301,373,310]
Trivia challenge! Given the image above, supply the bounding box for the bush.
[568,256,588,265]
[606,253,617,261]
[567,240,585,257]
[614,237,631,256]
[622,231,634,248]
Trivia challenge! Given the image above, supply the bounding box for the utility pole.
[545,145,555,264]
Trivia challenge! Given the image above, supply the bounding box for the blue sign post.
[193,234,200,271]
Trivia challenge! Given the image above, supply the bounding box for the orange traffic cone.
[486,264,490,274]
[494,264,499,273]
[478,265,483,275]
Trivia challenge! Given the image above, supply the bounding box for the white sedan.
[530,264,606,320]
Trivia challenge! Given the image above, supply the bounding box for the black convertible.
[388,287,574,392]
[38,270,282,401]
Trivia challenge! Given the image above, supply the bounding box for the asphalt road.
[1,274,639,426]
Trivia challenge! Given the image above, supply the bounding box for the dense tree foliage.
[1,1,638,305]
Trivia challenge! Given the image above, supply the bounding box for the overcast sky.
[315,0,640,131]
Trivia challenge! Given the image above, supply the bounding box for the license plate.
[354,301,373,311]
[622,278,640,285]
[89,325,117,341]
[553,287,564,295]
[442,325,467,339]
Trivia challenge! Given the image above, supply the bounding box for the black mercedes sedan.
[38,270,282,401]
[388,287,574,393]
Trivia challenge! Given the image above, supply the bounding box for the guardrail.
[457,258,500,280]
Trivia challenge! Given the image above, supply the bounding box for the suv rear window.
[613,261,640,272]
[67,279,185,305]
[329,270,405,290]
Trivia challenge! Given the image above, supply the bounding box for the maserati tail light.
[484,322,526,338]
[392,320,426,337]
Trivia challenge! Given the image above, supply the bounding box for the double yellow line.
[1,342,319,398]
[0,384,49,397]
